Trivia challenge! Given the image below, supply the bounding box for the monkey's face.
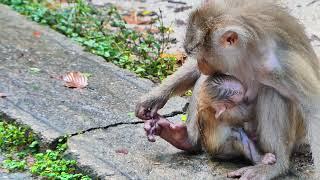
[197,24,252,75]
[185,3,254,75]
[183,11,206,56]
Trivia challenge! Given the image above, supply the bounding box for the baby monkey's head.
[200,74,245,119]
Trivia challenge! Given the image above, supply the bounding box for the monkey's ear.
[214,105,226,119]
[219,31,239,48]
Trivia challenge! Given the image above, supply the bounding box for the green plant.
[0,0,178,81]
[31,149,88,179]
[0,121,38,153]
[3,159,27,171]
[0,118,91,179]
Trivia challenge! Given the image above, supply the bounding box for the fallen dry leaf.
[0,93,8,98]
[33,31,41,38]
[61,71,88,89]
[123,11,153,25]
[58,0,68,3]
[133,26,145,32]
[160,52,187,65]
[45,0,69,9]
[148,28,160,34]
[115,148,129,155]
[133,26,159,34]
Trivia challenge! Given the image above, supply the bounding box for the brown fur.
[186,1,319,179]
[197,80,252,155]
[136,0,320,179]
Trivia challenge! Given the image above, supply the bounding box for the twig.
[168,0,187,5]
[307,0,320,6]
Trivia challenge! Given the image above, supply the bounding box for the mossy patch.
[0,117,91,179]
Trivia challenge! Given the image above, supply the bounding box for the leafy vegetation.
[0,119,90,179]
[0,0,178,81]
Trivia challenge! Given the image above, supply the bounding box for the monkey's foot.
[261,153,276,165]
[144,117,194,151]
[227,164,274,180]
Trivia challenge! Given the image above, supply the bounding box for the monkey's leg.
[310,110,320,177]
[144,117,196,152]
[305,96,320,176]
[185,75,207,150]
[230,128,276,165]
[228,87,294,180]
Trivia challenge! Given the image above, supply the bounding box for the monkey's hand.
[135,94,169,120]
[260,153,276,165]
[144,118,160,142]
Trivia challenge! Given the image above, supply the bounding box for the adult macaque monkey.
[144,74,276,165]
[136,0,320,179]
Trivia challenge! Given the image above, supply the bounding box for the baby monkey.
[144,74,276,165]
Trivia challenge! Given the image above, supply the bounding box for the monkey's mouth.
[197,58,216,75]
[197,57,228,75]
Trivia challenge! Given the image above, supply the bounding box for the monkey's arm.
[229,87,293,179]
[259,49,320,174]
[259,50,320,102]
[136,58,200,119]
[231,128,276,165]
[231,128,262,164]
[161,58,200,97]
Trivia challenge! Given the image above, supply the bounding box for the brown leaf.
[123,11,153,25]
[133,26,145,32]
[61,71,88,89]
[58,0,68,3]
[115,148,129,155]
[133,26,159,34]
[160,52,187,65]
[33,31,41,38]
[0,93,8,98]
[147,28,160,34]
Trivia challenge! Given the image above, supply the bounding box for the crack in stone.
[69,103,189,137]
[69,121,144,137]
[307,0,320,6]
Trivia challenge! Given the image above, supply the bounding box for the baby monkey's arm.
[231,128,276,165]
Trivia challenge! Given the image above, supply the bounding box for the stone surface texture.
[0,0,319,179]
